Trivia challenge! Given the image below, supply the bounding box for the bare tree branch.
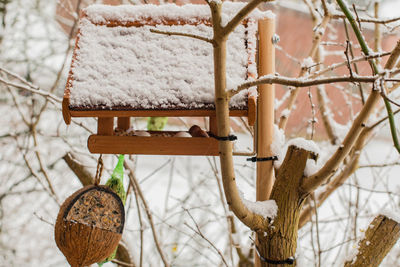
[229,74,379,97]
[150,28,214,44]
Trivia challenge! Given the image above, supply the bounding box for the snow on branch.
[228,73,381,98]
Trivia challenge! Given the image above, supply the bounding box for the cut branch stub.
[54,185,125,267]
[257,145,317,266]
[344,214,400,267]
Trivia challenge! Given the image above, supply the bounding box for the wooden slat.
[70,109,247,118]
[117,117,130,130]
[97,117,114,135]
[87,135,219,156]
[62,94,71,125]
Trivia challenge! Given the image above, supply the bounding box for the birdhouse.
[62,3,274,156]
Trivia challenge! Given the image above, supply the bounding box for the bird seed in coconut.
[66,188,122,231]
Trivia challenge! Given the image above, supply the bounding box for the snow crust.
[270,125,330,176]
[286,138,320,156]
[239,190,277,219]
[69,3,274,110]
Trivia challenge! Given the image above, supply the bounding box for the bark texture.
[344,215,400,267]
[257,146,316,266]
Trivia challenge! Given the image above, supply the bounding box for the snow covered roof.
[64,3,274,112]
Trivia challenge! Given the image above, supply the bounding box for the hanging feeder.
[55,185,125,267]
[55,157,125,267]
[61,3,276,156]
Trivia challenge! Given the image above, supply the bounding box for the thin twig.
[229,74,379,97]
[337,0,400,154]
[183,208,229,267]
[0,76,61,102]
[308,51,390,80]
[150,28,214,44]
[125,159,170,267]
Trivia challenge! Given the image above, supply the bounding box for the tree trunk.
[257,146,316,266]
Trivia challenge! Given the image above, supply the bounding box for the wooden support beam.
[248,95,257,126]
[255,17,275,267]
[88,134,219,155]
[117,117,130,130]
[97,117,114,135]
[209,116,218,135]
[256,18,275,201]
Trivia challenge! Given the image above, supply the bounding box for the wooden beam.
[88,135,219,156]
[69,108,248,118]
[97,117,114,135]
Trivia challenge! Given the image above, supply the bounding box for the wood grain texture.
[88,134,220,155]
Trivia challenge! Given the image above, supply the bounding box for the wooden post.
[117,117,130,131]
[209,116,218,135]
[256,18,275,202]
[97,117,114,135]
[256,17,275,267]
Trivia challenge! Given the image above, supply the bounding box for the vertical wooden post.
[97,117,114,135]
[256,18,275,201]
[209,116,218,135]
[117,117,130,131]
[255,17,275,267]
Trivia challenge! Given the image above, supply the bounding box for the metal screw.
[271,34,280,45]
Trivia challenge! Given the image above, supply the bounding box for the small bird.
[147,117,168,131]
[98,154,126,266]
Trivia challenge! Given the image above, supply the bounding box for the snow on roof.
[85,3,275,26]
[67,3,274,110]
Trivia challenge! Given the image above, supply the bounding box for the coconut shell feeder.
[55,183,125,267]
